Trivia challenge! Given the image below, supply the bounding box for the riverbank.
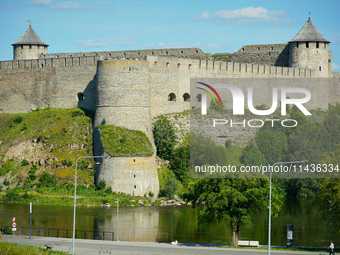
[1,235,333,255]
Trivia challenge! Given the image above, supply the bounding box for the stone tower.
[12,25,49,60]
[288,18,331,77]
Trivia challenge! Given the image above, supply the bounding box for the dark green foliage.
[62,159,73,167]
[170,136,190,185]
[28,164,37,181]
[4,188,20,202]
[21,159,29,166]
[225,140,232,148]
[184,178,282,246]
[153,115,176,160]
[71,109,85,118]
[96,180,106,190]
[256,130,287,164]
[38,172,57,188]
[14,115,23,123]
[0,160,14,176]
[163,171,179,199]
[240,142,267,166]
[149,191,154,198]
[3,179,10,186]
[105,187,112,194]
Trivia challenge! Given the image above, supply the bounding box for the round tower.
[288,18,331,78]
[12,24,49,60]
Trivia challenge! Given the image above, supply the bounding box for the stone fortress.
[0,19,339,196]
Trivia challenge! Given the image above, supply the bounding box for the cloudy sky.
[0,0,339,71]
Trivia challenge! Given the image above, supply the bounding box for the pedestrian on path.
[329,241,335,255]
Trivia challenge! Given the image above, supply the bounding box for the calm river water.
[0,198,336,246]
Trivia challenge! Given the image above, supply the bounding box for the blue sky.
[1,0,339,71]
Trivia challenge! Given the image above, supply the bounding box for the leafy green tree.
[240,143,267,166]
[164,171,179,199]
[170,135,190,185]
[256,130,287,164]
[38,172,57,188]
[184,178,282,246]
[316,178,340,233]
[153,115,176,160]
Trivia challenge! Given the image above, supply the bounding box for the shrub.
[105,187,112,194]
[153,115,176,160]
[3,179,10,186]
[38,172,57,188]
[21,159,29,166]
[149,191,154,198]
[96,180,106,190]
[14,115,23,123]
[4,188,20,202]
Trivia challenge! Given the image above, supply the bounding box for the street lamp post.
[328,199,332,244]
[268,160,306,255]
[72,155,103,255]
[114,198,119,241]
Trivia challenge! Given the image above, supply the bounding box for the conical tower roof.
[289,18,330,43]
[12,25,49,46]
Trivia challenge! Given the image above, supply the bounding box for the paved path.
[2,235,329,255]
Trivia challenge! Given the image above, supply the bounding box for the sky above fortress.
[0,0,339,71]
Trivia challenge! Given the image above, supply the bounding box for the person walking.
[329,241,335,255]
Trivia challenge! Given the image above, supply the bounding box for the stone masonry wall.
[231,44,289,67]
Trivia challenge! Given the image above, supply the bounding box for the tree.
[256,130,287,164]
[152,115,177,160]
[170,135,190,185]
[240,142,267,166]
[184,178,282,246]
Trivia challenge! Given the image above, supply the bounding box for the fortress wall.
[40,48,207,60]
[232,44,289,67]
[0,62,97,113]
[145,55,311,117]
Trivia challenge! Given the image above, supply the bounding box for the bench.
[238,240,259,247]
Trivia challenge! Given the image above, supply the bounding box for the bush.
[4,188,20,202]
[38,172,57,188]
[3,179,10,186]
[149,191,154,198]
[96,180,106,190]
[62,159,73,167]
[21,159,29,166]
[105,187,112,194]
[153,115,176,160]
[14,115,23,123]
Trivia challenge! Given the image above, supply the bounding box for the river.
[0,198,336,246]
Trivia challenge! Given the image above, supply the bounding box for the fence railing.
[0,226,114,241]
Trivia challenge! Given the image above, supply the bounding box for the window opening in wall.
[21,45,23,49]
[319,66,322,71]
[37,45,40,49]
[41,63,44,68]
[316,42,319,48]
[152,52,154,55]
[306,42,309,48]
[181,51,183,54]
[134,159,135,162]
[165,51,169,55]
[199,60,201,69]
[188,64,191,69]
[177,63,180,68]
[324,43,327,48]
[242,48,244,51]
[134,175,136,178]
[77,92,84,101]
[154,62,157,66]
[134,185,136,188]
[271,47,274,50]
[183,93,190,102]
[166,62,169,67]
[268,52,271,55]
[257,47,260,50]
[296,42,299,48]
[196,94,202,103]
[195,50,198,53]
[70,55,72,57]
[138,52,140,56]
[124,53,126,57]
[29,45,32,49]
[168,93,176,102]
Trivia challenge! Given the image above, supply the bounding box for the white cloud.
[76,38,138,48]
[332,63,340,72]
[26,0,53,6]
[130,2,143,6]
[51,1,82,10]
[195,6,292,24]
[194,11,209,20]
